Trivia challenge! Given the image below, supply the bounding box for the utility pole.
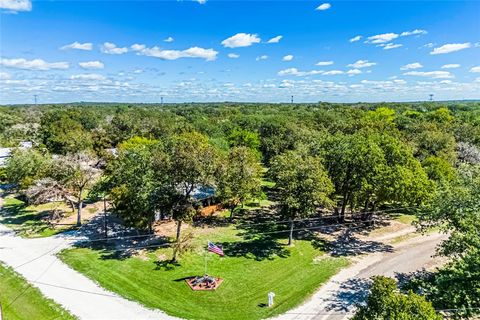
[103,196,108,238]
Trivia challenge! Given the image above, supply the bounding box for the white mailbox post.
[268,292,276,307]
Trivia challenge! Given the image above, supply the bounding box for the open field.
[0,262,76,320]
[59,225,348,320]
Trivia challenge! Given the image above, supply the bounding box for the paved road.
[273,232,446,320]
[0,223,178,320]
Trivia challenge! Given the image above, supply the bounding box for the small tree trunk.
[76,188,83,227]
[288,218,294,246]
[230,204,238,221]
[340,192,348,222]
[172,220,182,262]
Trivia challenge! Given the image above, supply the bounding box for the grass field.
[0,263,76,320]
[59,225,348,320]
[0,196,75,238]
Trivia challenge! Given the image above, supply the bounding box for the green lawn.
[0,263,76,320]
[59,226,348,320]
[0,196,75,238]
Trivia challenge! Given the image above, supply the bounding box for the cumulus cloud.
[256,55,268,61]
[0,58,69,70]
[0,72,10,80]
[367,33,399,44]
[441,64,460,69]
[400,29,428,36]
[60,42,93,51]
[267,35,283,43]
[79,61,104,69]
[349,35,362,42]
[134,45,218,61]
[470,66,480,73]
[316,3,331,10]
[70,73,106,81]
[430,43,471,55]
[101,42,128,54]
[348,60,376,68]
[322,70,344,75]
[400,62,423,70]
[130,44,146,51]
[221,33,261,48]
[278,68,323,76]
[195,0,207,4]
[227,53,239,58]
[316,61,334,66]
[403,70,453,79]
[365,29,427,45]
[164,37,174,43]
[347,69,362,76]
[0,0,31,12]
[382,43,403,50]
[282,55,294,61]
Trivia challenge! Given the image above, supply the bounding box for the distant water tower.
[429,94,434,101]
[291,95,294,104]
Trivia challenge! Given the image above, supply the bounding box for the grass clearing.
[59,225,348,320]
[0,262,76,320]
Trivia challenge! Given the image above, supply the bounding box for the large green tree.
[270,149,334,245]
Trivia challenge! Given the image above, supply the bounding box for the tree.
[353,276,441,320]
[270,149,334,245]
[216,146,263,220]
[51,152,101,226]
[5,148,50,189]
[107,137,166,232]
[168,132,218,261]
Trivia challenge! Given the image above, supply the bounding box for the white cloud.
[421,43,435,48]
[79,61,104,69]
[0,0,31,12]
[347,69,362,76]
[382,43,403,50]
[0,72,10,80]
[195,0,206,4]
[400,29,427,36]
[164,37,174,43]
[349,35,362,43]
[316,61,334,66]
[430,43,471,55]
[221,33,261,48]
[441,64,460,69]
[60,42,93,51]
[130,44,146,51]
[278,68,323,77]
[101,42,128,55]
[133,69,143,74]
[316,3,331,11]
[367,33,399,44]
[403,70,453,79]
[348,60,376,68]
[322,70,344,75]
[0,58,69,70]
[135,45,218,61]
[267,35,283,43]
[70,73,106,81]
[256,55,268,61]
[227,53,240,59]
[282,55,294,61]
[470,66,480,73]
[400,62,423,70]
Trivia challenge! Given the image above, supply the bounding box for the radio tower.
[34,95,38,105]
[161,96,164,106]
[429,94,434,101]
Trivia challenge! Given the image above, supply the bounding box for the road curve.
[273,232,446,320]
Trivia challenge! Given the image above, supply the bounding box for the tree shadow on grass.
[155,259,181,271]
[221,237,290,261]
[325,230,394,257]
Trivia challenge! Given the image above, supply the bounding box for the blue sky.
[0,0,479,104]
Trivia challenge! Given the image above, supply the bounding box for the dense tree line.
[1,102,479,313]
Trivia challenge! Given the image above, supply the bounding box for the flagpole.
[204,244,208,275]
